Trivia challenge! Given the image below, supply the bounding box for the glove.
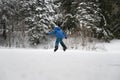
[65,37,67,39]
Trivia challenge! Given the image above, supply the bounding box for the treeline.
[0,0,119,48]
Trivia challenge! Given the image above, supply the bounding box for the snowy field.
[0,40,120,80]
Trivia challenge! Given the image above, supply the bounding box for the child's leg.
[54,38,60,52]
[60,38,67,51]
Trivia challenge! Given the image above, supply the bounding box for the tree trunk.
[2,21,7,40]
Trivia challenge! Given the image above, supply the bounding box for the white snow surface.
[0,40,120,80]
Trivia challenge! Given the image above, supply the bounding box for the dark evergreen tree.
[100,0,120,39]
[0,0,19,46]
[23,0,54,46]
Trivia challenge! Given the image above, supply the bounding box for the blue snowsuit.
[48,26,67,51]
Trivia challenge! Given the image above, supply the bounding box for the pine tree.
[100,0,120,39]
[55,0,78,33]
[56,0,113,42]
[0,0,19,46]
[24,0,54,46]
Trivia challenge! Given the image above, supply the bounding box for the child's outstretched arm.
[48,30,55,35]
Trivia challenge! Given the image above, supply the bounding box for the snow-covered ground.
[0,40,120,80]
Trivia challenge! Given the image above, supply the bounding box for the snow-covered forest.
[0,0,120,48]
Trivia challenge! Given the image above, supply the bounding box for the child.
[47,24,67,52]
